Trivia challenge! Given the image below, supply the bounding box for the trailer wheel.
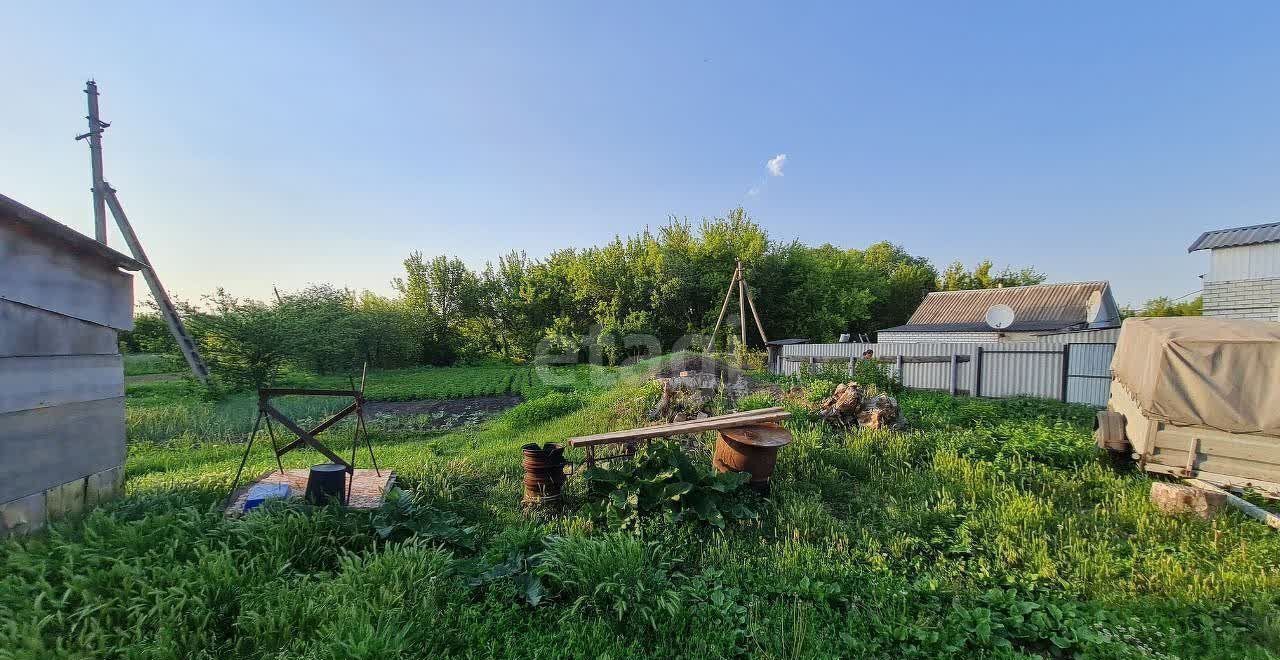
[1094,410,1130,454]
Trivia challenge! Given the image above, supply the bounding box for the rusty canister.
[521,442,567,505]
[712,423,793,494]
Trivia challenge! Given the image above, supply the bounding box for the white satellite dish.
[984,304,1016,330]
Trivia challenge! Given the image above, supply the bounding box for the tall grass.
[7,367,1280,658]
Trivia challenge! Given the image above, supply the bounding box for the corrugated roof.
[879,321,1092,334]
[903,282,1112,328]
[1188,221,1280,252]
[0,193,143,270]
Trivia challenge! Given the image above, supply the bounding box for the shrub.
[853,356,903,394]
[582,440,759,530]
[186,290,296,388]
[735,390,777,411]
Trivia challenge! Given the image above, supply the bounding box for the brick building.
[1189,222,1280,321]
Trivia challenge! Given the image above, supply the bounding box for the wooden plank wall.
[0,299,128,506]
[0,222,134,330]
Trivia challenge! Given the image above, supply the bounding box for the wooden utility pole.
[77,80,109,243]
[76,81,210,384]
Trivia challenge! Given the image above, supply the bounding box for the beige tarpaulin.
[1111,317,1280,436]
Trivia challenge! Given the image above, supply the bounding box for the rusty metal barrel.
[521,443,567,505]
[712,423,793,494]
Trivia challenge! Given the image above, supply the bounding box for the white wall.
[878,331,1000,343]
[1208,243,1280,282]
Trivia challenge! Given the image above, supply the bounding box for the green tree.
[186,289,295,388]
[394,253,480,364]
[938,260,1046,291]
[119,312,177,354]
[276,284,361,374]
[1124,295,1202,318]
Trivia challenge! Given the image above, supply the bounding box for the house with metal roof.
[1,193,140,536]
[1188,221,1280,320]
[877,281,1121,343]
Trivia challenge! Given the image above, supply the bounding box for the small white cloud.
[746,186,760,197]
[766,153,787,177]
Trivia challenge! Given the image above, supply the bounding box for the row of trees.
[123,209,1062,386]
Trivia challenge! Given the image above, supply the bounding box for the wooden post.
[949,354,959,396]
[706,263,738,354]
[974,347,984,397]
[738,262,747,361]
[743,276,769,344]
[895,354,905,383]
[848,356,855,379]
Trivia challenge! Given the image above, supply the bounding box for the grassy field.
[4,361,1280,658]
[123,352,182,377]
[123,364,594,444]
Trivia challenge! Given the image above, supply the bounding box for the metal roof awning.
[1188,221,1280,252]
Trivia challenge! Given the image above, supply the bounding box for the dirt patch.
[363,395,523,432]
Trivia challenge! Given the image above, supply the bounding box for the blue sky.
[5,2,1279,309]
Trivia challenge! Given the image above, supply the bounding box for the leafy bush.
[853,356,903,394]
[369,488,476,550]
[734,390,777,411]
[186,290,296,388]
[583,441,759,530]
[119,312,178,354]
[802,377,838,404]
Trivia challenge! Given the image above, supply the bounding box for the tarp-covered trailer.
[1096,317,1280,497]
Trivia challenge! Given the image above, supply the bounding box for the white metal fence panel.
[1065,343,1115,407]
[779,337,1117,407]
[979,349,1062,399]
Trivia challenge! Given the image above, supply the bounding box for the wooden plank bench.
[568,407,791,468]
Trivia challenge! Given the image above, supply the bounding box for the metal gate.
[974,343,1115,406]
[1063,343,1115,407]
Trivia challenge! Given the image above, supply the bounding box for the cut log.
[1185,478,1280,530]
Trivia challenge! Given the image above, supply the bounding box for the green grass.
[5,364,1280,658]
[123,352,181,377]
[123,364,599,444]
[294,365,541,401]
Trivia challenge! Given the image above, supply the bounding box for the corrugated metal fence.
[778,336,1116,406]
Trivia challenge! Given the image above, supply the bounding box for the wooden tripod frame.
[226,366,379,506]
[705,259,769,358]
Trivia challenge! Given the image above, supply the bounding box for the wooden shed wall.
[0,222,132,533]
[0,222,134,330]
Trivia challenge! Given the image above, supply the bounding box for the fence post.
[1060,344,1071,403]
[848,356,855,379]
[895,354,905,384]
[949,353,958,396]
[974,346,984,397]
